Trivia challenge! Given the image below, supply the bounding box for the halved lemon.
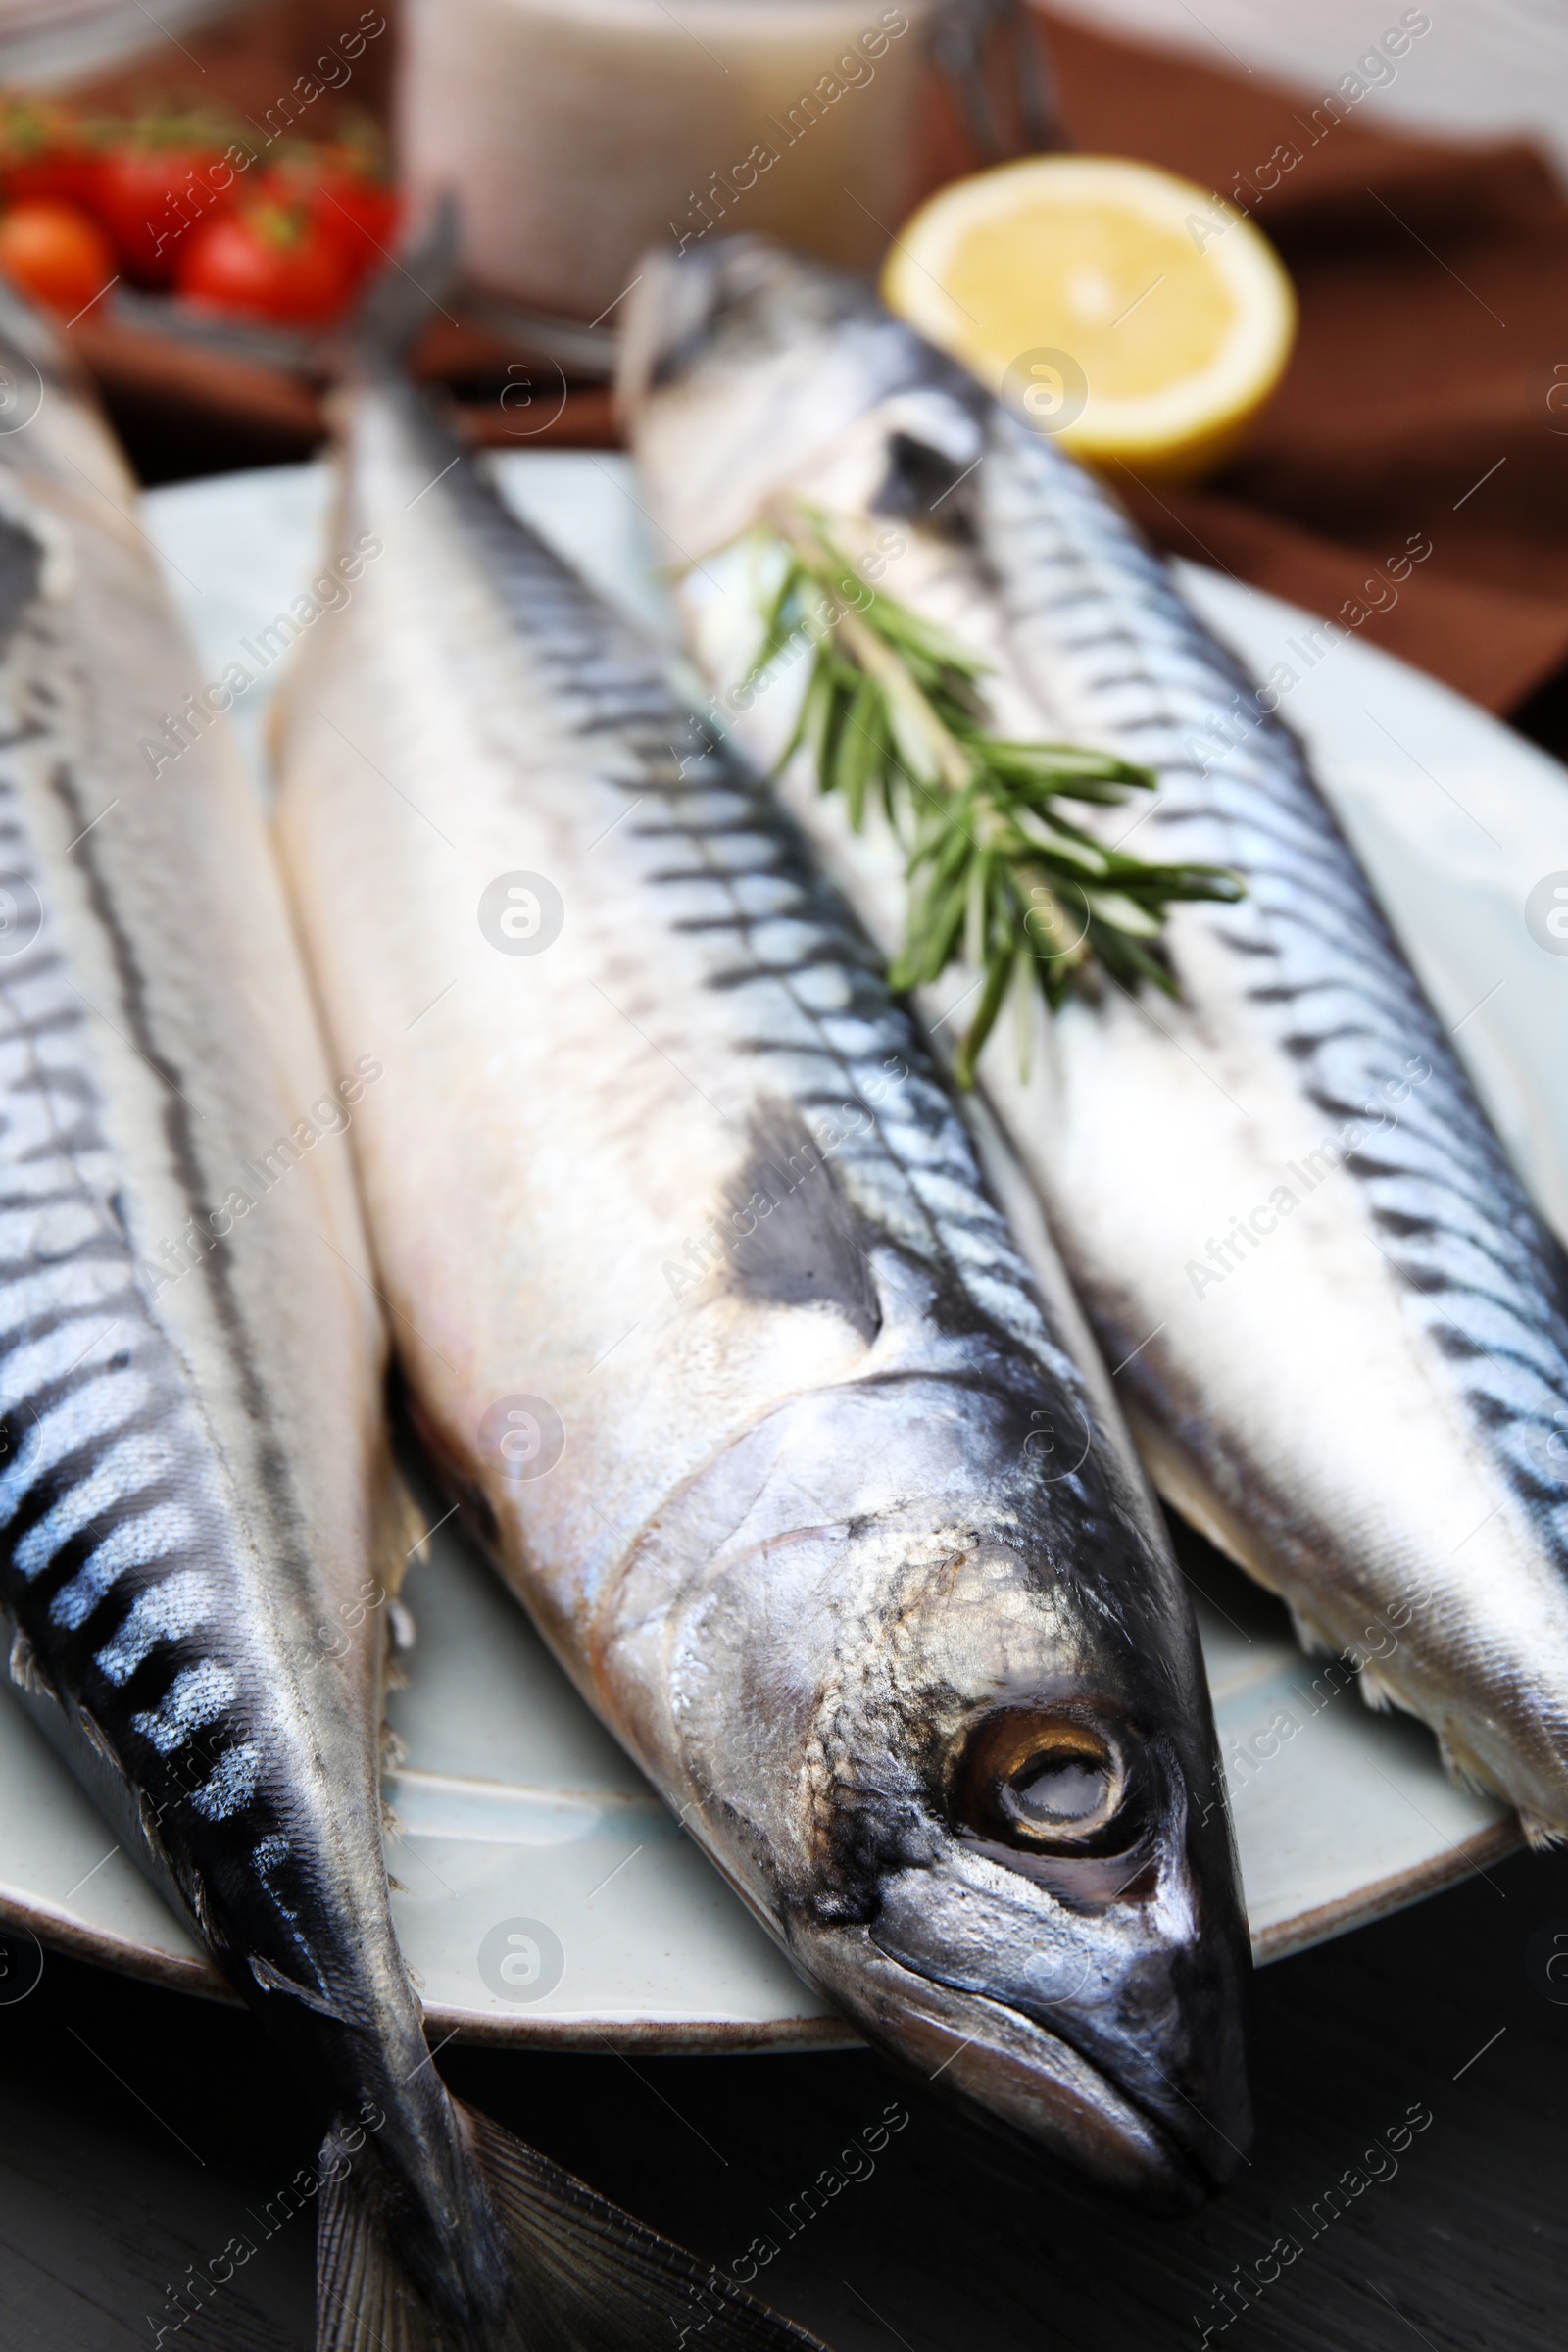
[883,155,1297,482]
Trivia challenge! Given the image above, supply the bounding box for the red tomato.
[258,146,400,281]
[92,137,239,288]
[0,98,103,212]
[0,201,116,317]
[307,174,400,275]
[175,201,359,326]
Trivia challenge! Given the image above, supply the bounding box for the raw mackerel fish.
[620,237,1568,1843]
[272,352,1251,2209]
[0,287,813,2352]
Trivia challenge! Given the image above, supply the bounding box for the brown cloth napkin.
[919,7,1568,720]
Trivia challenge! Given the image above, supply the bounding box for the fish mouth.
[803,1926,1246,2212]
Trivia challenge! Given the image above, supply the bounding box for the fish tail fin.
[466,2099,832,2349]
[316,2097,831,2351]
[315,2138,438,2352]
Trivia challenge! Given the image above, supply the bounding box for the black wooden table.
[4,1821,1564,2352]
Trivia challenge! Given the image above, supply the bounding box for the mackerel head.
[602,1315,1251,2204]
[273,342,1253,2206]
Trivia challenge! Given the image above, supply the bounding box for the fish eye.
[1004,1744,1115,1836]
[954,1708,1137,1855]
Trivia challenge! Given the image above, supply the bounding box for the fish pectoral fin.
[249,1952,348,2020]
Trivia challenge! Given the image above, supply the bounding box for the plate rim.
[6,1803,1528,2028]
[0,1880,862,2049]
[1249,1818,1524,1965]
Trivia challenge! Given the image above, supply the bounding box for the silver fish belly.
[619,236,1568,1843]
[274,370,1251,2207]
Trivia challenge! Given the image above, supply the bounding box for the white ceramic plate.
[3,453,1554,2042]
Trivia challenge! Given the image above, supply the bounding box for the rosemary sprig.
[753,501,1244,1087]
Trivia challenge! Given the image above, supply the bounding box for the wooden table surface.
[4,1822,1565,2352]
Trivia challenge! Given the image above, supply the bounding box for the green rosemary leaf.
[1096,928,1182,997]
[1014,825,1108,876]
[1019,880,1086,964]
[754,497,1245,1083]
[871,601,988,683]
[954,944,1016,1089]
[758,573,799,664]
[985,739,1152,793]
[799,657,836,776]
[1079,888,1163,936]
[835,673,878,827]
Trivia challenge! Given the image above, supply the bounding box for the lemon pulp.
[884,156,1297,482]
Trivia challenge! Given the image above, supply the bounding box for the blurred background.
[1,0,1564,744]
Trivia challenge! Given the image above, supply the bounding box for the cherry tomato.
[92,127,242,288]
[306,172,400,278]
[258,144,400,282]
[175,200,359,326]
[0,201,116,317]
[0,98,103,211]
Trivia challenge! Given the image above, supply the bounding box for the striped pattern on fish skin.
[396,405,1092,1395]
[617,237,1568,1844]
[982,417,1568,1484]
[979,414,1568,1830]
[274,375,1252,2206]
[0,739,379,2035]
[0,550,347,1952]
[0,298,540,2348]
